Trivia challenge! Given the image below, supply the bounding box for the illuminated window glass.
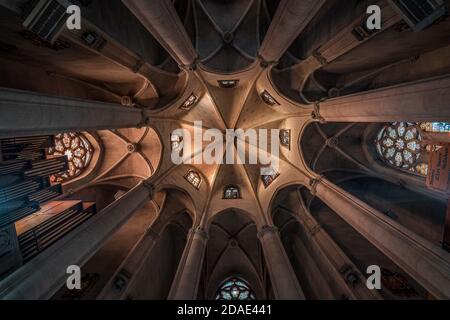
[47,132,93,183]
[376,122,422,171]
[261,90,279,106]
[279,129,291,148]
[215,278,255,300]
[218,80,239,88]
[180,93,198,111]
[415,163,428,176]
[262,170,279,188]
[171,134,183,150]
[223,185,241,199]
[420,122,450,133]
[185,170,201,189]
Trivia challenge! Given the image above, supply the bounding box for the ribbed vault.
[0,0,449,301]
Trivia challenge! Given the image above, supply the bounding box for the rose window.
[47,132,94,183]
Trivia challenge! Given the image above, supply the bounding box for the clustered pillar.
[168,227,208,300]
[258,225,305,300]
[317,76,450,123]
[0,87,146,139]
[307,176,450,299]
[0,181,155,299]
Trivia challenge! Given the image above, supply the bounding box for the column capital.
[308,176,324,197]
[308,224,322,237]
[257,225,279,239]
[178,58,199,72]
[142,180,155,199]
[189,226,209,240]
[311,101,327,124]
[138,109,151,128]
[257,55,278,69]
[312,48,328,66]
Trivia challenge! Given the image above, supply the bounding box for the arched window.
[260,90,279,106]
[279,129,291,148]
[185,170,201,189]
[171,133,183,150]
[180,93,198,111]
[223,185,241,199]
[262,170,279,188]
[375,122,426,176]
[215,277,255,300]
[47,132,93,183]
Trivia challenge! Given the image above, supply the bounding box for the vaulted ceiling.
[0,0,449,300]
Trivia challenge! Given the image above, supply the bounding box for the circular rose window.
[47,132,94,183]
[376,122,422,170]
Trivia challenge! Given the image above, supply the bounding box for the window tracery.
[215,277,255,300]
[180,93,198,111]
[224,185,241,199]
[262,171,279,188]
[171,133,183,150]
[376,122,450,177]
[279,129,291,148]
[261,90,279,106]
[185,170,201,189]
[47,132,93,183]
[375,122,427,175]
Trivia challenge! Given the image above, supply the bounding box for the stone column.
[0,181,154,300]
[97,227,161,300]
[259,0,326,64]
[258,225,305,300]
[168,227,208,300]
[0,87,145,139]
[309,176,450,299]
[122,0,198,68]
[286,2,400,94]
[294,198,381,299]
[317,76,450,123]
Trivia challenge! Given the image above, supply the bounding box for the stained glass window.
[420,122,450,133]
[279,129,291,148]
[47,132,93,183]
[180,93,198,111]
[185,170,201,189]
[218,80,239,88]
[224,185,241,199]
[261,90,279,106]
[171,133,183,150]
[376,122,422,171]
[215,278,255,300]
[262,171,279,188]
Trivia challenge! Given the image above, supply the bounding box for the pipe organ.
[0,135,97,280]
